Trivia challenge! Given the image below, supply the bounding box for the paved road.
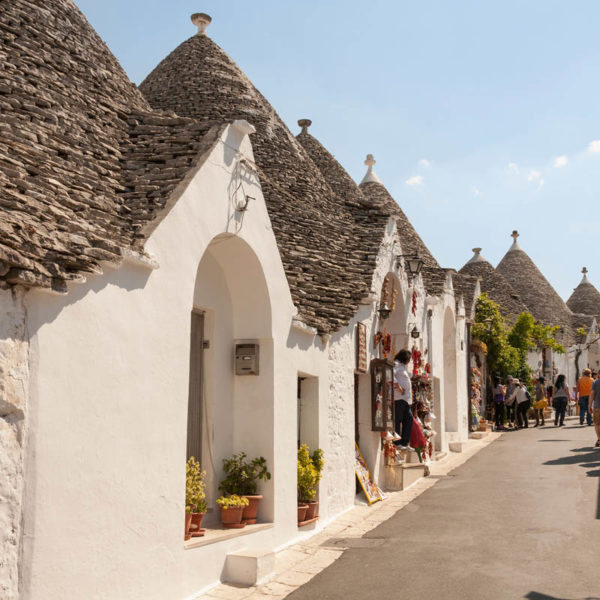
[288,418,600,600]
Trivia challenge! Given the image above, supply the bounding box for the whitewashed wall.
[0,286,29,600]
[20,123,299,600]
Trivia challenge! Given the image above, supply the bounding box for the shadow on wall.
[25,261,153,334]
[525,594,600,600]
[542,445,600,519]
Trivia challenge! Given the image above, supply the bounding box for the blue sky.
[76,0,600,301]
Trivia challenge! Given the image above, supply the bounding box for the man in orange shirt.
[576,368,594,426]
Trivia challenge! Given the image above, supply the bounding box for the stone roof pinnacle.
[360,154,382,185]
[191,13,211,35]
[581,267,589,284]
[298,119,312,133]
[466,247,486,264]
[509,229,522,251]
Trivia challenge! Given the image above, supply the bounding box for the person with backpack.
[492,376,507,431]
[553,374,570,427]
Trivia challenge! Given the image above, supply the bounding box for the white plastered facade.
[4,123,470,599]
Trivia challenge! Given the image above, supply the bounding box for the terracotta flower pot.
[190,512,206,537]
[298,504,309,523]
[305,500,318,520]
[242,495,263,524]
[185,512,192,541]
[220,506,245,529]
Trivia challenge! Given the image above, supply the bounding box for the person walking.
[591,372,600,447]
[492,377,506,431]
[392,349,413,451]
[533,376,547,426]
[576,368,594,426]
[552,374,570,427]
[512,379,531,429]
[505,376,517,428]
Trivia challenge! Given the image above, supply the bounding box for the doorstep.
[185,522,274,549]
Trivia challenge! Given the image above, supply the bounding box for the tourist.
[591,372,600,448]
[552,374,570,427]
[533,376,547,426]
[505,376,517,428]
[510,379,530,429]
[492,377,506,431]
[392,349,413,450]
[576,368,594,426]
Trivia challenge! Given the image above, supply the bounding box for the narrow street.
[288,419,600,600]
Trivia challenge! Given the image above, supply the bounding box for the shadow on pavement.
[525,594,600,600]
[542,443,600,519]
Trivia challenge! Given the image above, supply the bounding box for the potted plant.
[216,495,249,529]
[219,452,271,524]
[186,457,207,538]
[297,444,325,523]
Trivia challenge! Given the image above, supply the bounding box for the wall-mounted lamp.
[378,303,391,320]
[410,326,420,339]
[396,252,424,278]
[236,195,254,212]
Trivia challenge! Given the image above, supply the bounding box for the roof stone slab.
[0,0,217,292]
[567,268,600,318]
[496,232,574,344]
[140,27,381,334]
[459,251,528,321]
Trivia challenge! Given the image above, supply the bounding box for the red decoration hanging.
[411,289,418,316]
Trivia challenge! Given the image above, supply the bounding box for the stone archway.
[190,234,275,521]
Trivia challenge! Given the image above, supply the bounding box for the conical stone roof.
[0,0,213,292]
[459,248,528,320]
[140,19,382,333]
[496,231,574,343]
[567,268,600,318]
[295,124,394,294]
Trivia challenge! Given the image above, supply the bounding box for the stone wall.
[0,285,28,600]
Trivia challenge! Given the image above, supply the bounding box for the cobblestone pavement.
[200,432,501,600]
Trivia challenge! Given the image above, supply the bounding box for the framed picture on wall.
[370,359,395,431]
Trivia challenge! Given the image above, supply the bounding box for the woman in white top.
[393,349,413,450]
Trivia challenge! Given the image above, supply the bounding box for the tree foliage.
[472,293,564,385]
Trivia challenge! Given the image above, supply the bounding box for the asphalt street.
[288,417,600,600]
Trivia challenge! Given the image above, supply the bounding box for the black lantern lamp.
[397,252,424,278]
[410,326,420,339]
[378,303,391,320]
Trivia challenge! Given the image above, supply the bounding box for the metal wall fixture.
[396,251,424,278]
[377,303,391,320]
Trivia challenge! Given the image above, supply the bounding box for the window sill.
[184,522,274,549]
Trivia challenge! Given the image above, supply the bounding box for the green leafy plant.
[218,452,271,496]
[297,444,325,504]
[186,456,207,513]
[216,494,249,509]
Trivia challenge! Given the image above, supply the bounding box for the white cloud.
[405,175,424,186]
[472,186,481,197]
[507,162,519,174]
[418,159,431,168]
[588,140,600,153]
[554,155,568,168]
[527,170,544,190]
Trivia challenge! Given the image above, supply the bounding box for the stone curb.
[200,433,501,600]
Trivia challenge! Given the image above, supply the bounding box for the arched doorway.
[443,307,458,433]
[188,234,275,522]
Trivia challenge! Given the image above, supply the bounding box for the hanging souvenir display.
[411,289,418,316]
